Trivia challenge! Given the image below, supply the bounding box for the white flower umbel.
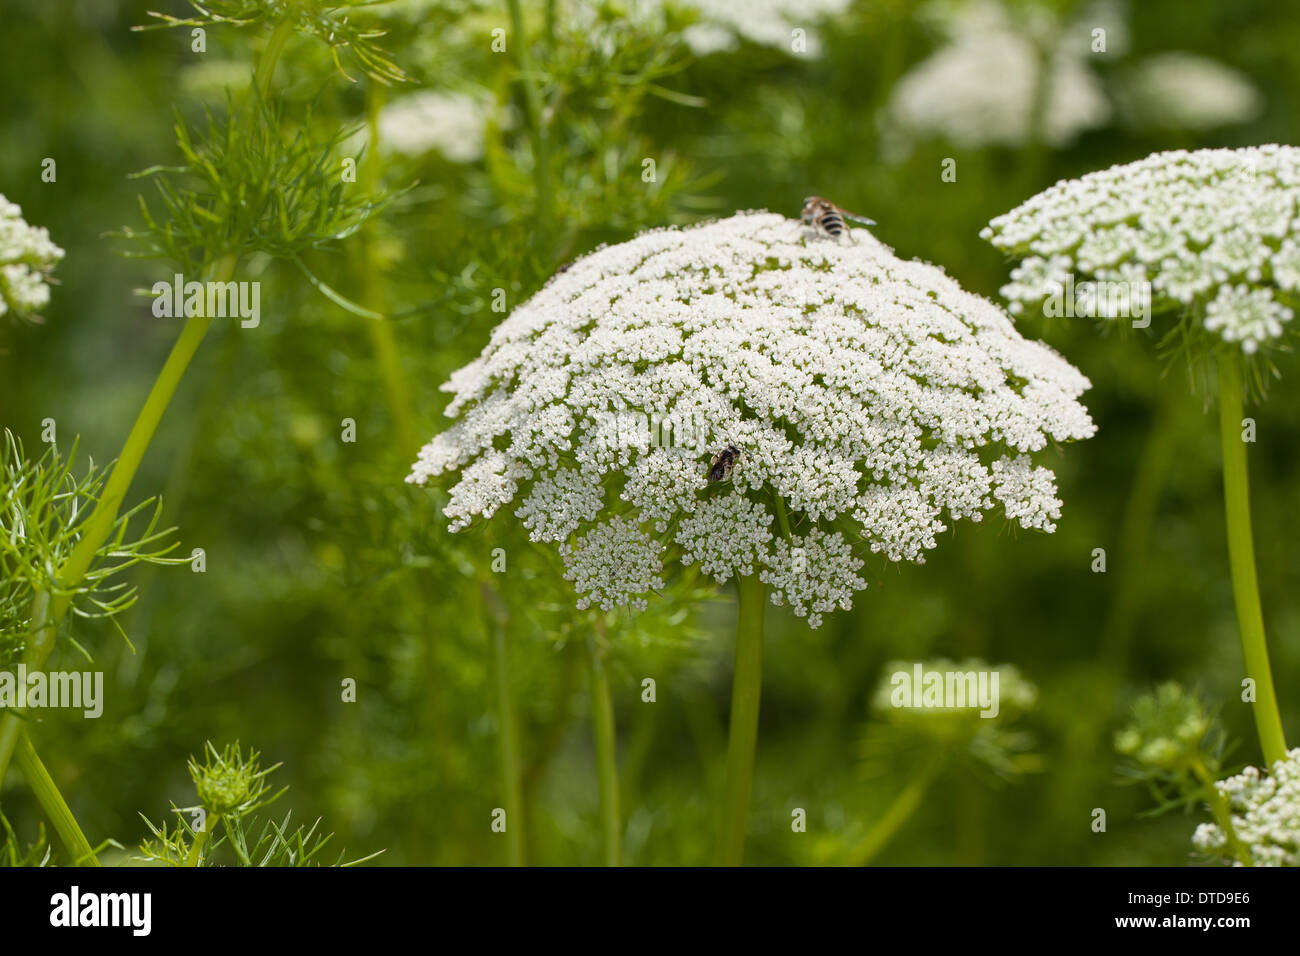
[409,212,1095,625]
[677,0,852,56]
[1118,53,1263,132]
[0,195,64,322]
[374,90,494,162]
[982,145,1300,355]
[878,0,1117,156]
[1193,748,1300,866]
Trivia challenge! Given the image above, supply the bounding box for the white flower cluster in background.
[982,145,1300,354]
[409,212,1095,623]
[681,0,852,56]
[374,89,496,163]
[1193,748,1300,866]
[1117,53,1262,132]
[0,195,63,322]
[619,0,850,57]
[879,0,1120,156]
[881,0,1262,157]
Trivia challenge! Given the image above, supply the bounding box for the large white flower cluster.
[409,212,1095,624]
[1193,748,1300,867]
[0,195,63,322]
[983,145,1300,354]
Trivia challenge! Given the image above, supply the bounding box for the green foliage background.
[2,0,1299,865]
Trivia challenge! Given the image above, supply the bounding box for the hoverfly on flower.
[802,195,876,244]
[707,444,741,483]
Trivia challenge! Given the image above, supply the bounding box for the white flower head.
[1193,748,1300,866]
[375,90,495,162]
[1118,53,1263,132]
[0,195,64,323]
[879,0,1116,157]
[664,0,853,57]
[410,212,1095,625]
[563,0,849,58]
[983,145,1300,354]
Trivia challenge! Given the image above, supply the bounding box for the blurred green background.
[2,0,1299,865]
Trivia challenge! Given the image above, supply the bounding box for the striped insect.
[801,195,876,244]
[707,444,741,483]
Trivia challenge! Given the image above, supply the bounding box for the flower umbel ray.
[409,212,1095,627]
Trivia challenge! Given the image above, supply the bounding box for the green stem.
[771,490,792,542]
[715,573,766,866]
[844,756,943,867]
[505,0,551,231]
[1191,759,1251,866]
[185,812,219,867]
[0,261,229,788]
[1217,356,1288,767]
[1018,30,1054,188]
[484,581,525,865]
[1046,395,1180,826]
[1,14,289,802]
[544,0,556,45]
[254,16,295,100]
[587,620,621,866]
[360,82,420,459]
[13,730,100,866]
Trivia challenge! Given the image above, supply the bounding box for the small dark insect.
[543,259,575,287]
[802,195,877,244]
[708,444,741,482]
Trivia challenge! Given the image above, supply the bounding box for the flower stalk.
[845,754,944,867]
[483,581,525,865]
[1217,355,1288,767]
[13,730,99,866]
[505,0,551,231]
[0,9,290,823]
[716,573,766,866]
[360,82,419,459]
[1190,758,1251,867]
[587,620,621,866]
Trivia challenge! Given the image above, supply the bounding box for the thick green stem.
[715,574,766,866]
[1217,357,1288,767]
[505,0,551,230]
[13,730,99,866]
[587,621,621,866]
[845,756,943,867]
[484,582,524,865]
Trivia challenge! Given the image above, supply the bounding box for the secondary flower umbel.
[409,212,1095,626]
[982,145,1300,355]
[0,195,63,323]
[1193,748,1300,866]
